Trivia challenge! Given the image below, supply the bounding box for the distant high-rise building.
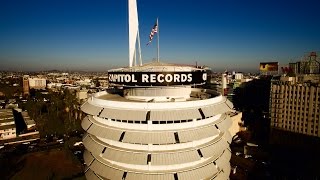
[296,52,320,75]
[289,62,298,74]
[23,75,29,96]
[222,72,228,96]
[28,78,46,89]
[270,75,320,137]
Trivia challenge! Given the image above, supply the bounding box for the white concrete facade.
[0,109,16,139]
[81,84,233,179]
[234,73,243,80]
[28,78,46,89]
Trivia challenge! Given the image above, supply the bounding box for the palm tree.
[63,89,79,132]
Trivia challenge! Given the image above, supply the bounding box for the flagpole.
[157,17,160,62]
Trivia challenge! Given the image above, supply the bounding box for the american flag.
[147,20,158,45]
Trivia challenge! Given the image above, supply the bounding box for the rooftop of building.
[272,74,320,85]
[108,61,205,72]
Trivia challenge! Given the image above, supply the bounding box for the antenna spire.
[128,0,142,67]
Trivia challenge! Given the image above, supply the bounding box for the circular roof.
[108,61,206,73]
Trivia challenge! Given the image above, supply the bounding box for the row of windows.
[273,86,320,92]
[271,112,320,117]
[284,104,320,109]
[104,116,215,125]
[152,119,193,124]
[110,119,148,124]
[275,123,320,130]
[3,128,15,132]
[281,122,319,128]
[273,119,320,124]
[271,116,319,121]
[281,111,319,117]
[273,90,320,96]
[272,93,320,99]
[272,100,319,105]
[273,95,320,100]
[272,110,320,117]
[0,132,15,136]
[282,126,319,135]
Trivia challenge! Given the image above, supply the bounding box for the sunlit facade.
[270,75,320,137]
[81,63,233,179]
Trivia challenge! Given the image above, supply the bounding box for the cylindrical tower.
[81,62,233,179]
[221,72,228,96]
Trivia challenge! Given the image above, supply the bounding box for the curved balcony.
[84,90,227,111]
[83,132,229,167]
[82,115,232,145]
[84,148,231,180]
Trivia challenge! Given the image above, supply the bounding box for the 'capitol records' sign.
[108,71,207,86]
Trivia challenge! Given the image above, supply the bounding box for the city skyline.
[1,0,320,72]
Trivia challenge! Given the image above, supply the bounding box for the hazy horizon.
[1,0,320,72]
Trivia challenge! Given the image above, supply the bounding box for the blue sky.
[0,0,319,72]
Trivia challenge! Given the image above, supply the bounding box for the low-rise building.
[0,109,40,144]
[0,109,16,139]
[235,73,243,80]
